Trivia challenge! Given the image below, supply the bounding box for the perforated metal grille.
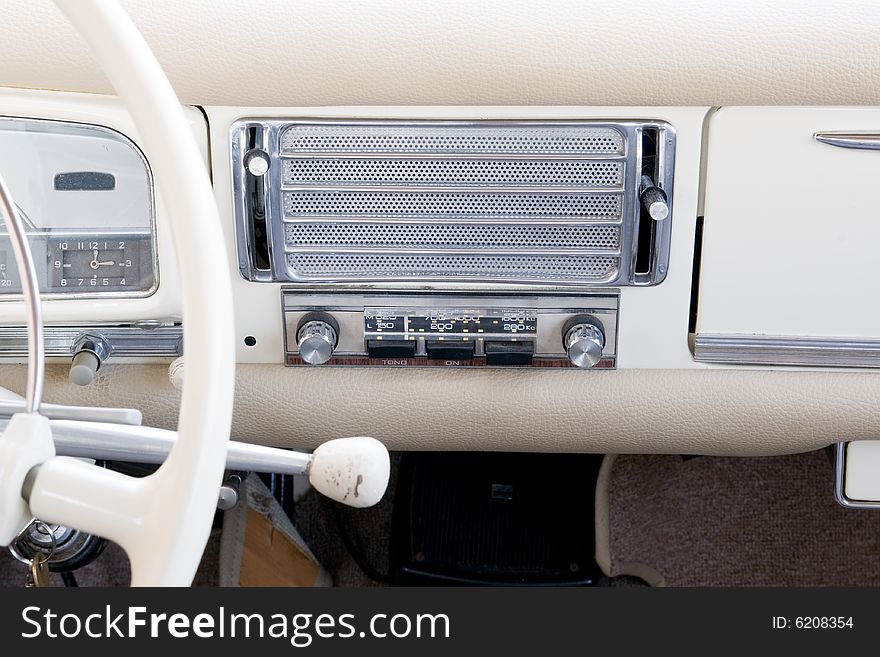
[287,252,619,281]
[267,120,639,285]
[281,158,624,188]
[283,191,622,220]
[285,223,620,250]
[280,124,624,155]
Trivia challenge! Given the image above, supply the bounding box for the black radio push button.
[367,339,416,359]
[485,340,534,366]
[426,340,475,361]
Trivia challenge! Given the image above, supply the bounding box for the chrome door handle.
[814,132,880,150]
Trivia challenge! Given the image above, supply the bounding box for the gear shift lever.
[308,436,390,508]
[2,416,392,509]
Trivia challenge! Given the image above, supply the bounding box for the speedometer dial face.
[0,249,21,293]
[47,235,153,293]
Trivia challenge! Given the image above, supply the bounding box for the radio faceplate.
[282,291,619,368]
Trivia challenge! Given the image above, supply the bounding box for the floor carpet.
[4,451,875,588]
[600,451,880,586]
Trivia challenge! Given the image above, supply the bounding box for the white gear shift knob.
[308,436,390,508]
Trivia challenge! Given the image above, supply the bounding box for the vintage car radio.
[283,291,618,368]
[249,119,669,369]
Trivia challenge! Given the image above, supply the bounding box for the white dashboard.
[6,100,880,370]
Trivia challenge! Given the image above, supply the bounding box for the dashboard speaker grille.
[287,252,619,282]
[282,158,624,188]
[285,223,621,250]
[280,124,625,155]
[282,190,623,220]
[233,119,675,286]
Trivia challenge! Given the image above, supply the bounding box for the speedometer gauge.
[47,235,152,292]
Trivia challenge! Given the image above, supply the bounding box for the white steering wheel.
[0,0,235,585]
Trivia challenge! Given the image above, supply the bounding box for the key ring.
[8,519,57,567]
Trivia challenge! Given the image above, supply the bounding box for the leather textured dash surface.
[3,1,880,106]
[0,364,877,455]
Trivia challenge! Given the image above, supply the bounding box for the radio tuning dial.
[296,313,340,365]
[563,315,606,369]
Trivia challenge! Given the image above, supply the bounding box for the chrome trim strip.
[0,324,182,358]
[814,131,880,151]
[694,334,880,368]
[834,442,880,510]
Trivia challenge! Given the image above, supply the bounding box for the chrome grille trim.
[231,119,675,288]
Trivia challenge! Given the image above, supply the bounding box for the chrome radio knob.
[563,316,605,369]
[296,313,339,365]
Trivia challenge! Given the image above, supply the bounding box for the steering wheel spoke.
[26,458,208,586]
[26,458,147,559]
[0,413,55,545]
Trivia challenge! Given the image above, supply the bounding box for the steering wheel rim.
[5,0,234,586]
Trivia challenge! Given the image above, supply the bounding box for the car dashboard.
[0,0,879,473]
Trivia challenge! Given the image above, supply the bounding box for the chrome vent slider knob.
[639,174,669,222]
[296,312,340,365]
[563,315,606,369]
